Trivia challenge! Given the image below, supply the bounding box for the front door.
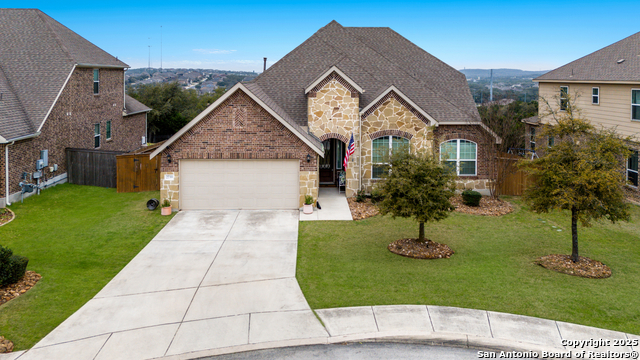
[319,139,345,186]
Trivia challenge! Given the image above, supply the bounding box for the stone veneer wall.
[299,171,319,206]
[307,77,360,197]
[160,90,319,208]
[160,172,179,208]
[361,94,434,192]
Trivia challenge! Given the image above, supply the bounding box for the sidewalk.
[300,187,352,221]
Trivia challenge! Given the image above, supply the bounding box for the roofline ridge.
[35,10,75,64]
[341,26,479,121]
[535,30,640,81]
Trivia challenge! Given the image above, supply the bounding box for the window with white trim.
[372,136,409,179]
[628,150,638,187]
[592,87,599,105]
[94,123,100,148]
[93,69,99,94]
[440,139,477,176]
[632,90,640,121]
[560,86,568,111]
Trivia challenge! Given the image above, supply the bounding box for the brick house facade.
[0,9,149,207]
[150,21,499,210]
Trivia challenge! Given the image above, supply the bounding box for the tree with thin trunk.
[521,96,631,262]
[376,151,456,245]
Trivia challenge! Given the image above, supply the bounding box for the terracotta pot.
[161,206,172,216]
[303,204,313,214]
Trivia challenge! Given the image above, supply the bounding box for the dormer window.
[93,69,99,94]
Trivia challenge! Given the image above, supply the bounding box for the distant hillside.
[459,69,549,79]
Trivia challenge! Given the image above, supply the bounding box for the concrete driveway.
[8,210,638,360]
[16,210,328,360]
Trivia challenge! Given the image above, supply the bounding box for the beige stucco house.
[150,21,500,210]
[532,31,640,188]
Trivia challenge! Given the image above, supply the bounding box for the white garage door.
[180,160,300,210]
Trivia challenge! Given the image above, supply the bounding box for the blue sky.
[7,1,639,72]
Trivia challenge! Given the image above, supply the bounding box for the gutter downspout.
[5,141,14,206]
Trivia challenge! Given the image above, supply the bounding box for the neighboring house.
[0,9,151,207]
[533,31,640,188]
[150,21,500,210]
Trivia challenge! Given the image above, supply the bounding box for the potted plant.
[303,195,314,214]
[161,196,172,215]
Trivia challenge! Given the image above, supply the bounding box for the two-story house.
[0,9,151,207]
[149,21,501,210]
[532,31,640,188]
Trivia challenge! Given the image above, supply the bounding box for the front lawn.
[297,198,640,335]
[0,184,173,349]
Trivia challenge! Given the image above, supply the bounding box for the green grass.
[0,184,173,349]
[297,198,640,335]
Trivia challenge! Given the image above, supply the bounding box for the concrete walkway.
[300,187,352,221]
[4,210,639,360]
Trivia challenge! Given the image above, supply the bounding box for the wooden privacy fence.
[66,148,124,188]
[496,152,536,196]
[116,153,161,193]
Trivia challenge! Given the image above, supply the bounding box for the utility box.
[33,170,42,179]
[36,159,44,170]
[40,149,48,167]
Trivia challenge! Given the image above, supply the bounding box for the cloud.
[193,49,236,54]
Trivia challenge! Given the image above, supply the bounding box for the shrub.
[355,189,366,203]
[462,189,482,207]
[0,245,29,286]
[371,188,385,204]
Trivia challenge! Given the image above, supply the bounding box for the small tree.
[521,97,631,263]
[376,151,456,244]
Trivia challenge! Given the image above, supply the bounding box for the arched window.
[440,139,477,176]
[372,136,409,179]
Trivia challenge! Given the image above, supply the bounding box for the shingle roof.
[124,95,152,116]
[250,20,481,126]
[0,9,128,141]
[535,31,640,82]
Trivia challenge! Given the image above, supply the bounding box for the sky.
[6,0,639,72]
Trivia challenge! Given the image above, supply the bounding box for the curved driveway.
[7,210,639,360]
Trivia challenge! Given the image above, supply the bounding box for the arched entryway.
[319,133,348,186]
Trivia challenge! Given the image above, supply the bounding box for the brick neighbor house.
[150,21,500,210]
[532,31,640,189]
[0,9,151,207]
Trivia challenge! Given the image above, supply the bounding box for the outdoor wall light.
[167,153,172,163]
[306,154,311,163]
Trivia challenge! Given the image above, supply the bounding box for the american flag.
[343,133,356,169]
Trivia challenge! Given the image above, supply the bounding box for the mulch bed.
[348,195,513,220]
[0,208,14,226]
[623,186,640,205]
[0,271,42,306]
[388,238,454,259]
[535,254,611,278]
[451,195,513,216]
[347,198,380,220]
[0,336,13,354]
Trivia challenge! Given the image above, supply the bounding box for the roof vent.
[617,59,625,64]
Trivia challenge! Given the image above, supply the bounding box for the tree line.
[128,82,225,143]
